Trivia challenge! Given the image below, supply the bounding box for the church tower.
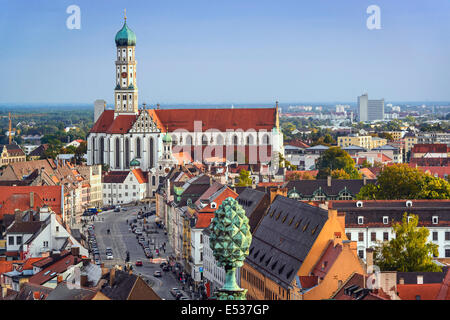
[114,10,138,117]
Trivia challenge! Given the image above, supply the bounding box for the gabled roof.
[131,169,147,184]
[28,252,82,285]
[397,283,441,300]
[246,196,329,289]
[0,186,62,215]
[0,192,45,218]
[284,179,376,197]
[45,282,98,300]
[102,171,129,184]
[7,221,43,234]
[100,270,161,300]
[412,143,448,154]
[15,282,53,300]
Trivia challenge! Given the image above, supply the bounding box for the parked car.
[135,260,143,266]
[179,296,189,300]
[162,265,170,272]
[114,207,121,212]
[106,253,113,260]
[153,271,162,277]
[135,229,143,235]
[170,288,181,297]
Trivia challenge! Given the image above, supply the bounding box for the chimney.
[30,192,34,208]
[71,246,80,257]
[80,273,89,287]
[82,256,90,266]
[327,175,332,187]
[109,268,116,287]
[14,209,22,223]
[366,248,374,273]
[363,176,367,185]
[157,103,160,110]
[57,275,63,284]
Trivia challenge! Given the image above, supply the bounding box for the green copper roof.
[115,22,136,46]
[162,132,172,143]
[130,158,140,166]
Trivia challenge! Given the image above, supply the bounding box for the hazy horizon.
[2,0,450,104]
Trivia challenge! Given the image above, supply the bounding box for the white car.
[106,253,114,260]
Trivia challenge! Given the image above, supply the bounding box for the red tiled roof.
[436,268,450,300]
[298,276,319,289]
[414,165,450,178]
[194,213,215,229]
[21,257,46,271]
[154,108,276,132]
[411,144,449,154]
[102,171,129,184]
[0,186,62,216]
[89,110,114,133]
[106,114,137,134]
[0,193,45,219]
[29,253,82,285]
[0,261,15,275]
[132,169,147,184]
[397,283,441,300]
[286,139,310,149]
[257,182,284,187]
[198,187,238,214]
[311,241,342,279]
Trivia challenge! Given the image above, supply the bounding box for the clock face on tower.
[121,72,127,78]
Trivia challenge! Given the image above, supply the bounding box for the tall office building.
[357,93,384,122]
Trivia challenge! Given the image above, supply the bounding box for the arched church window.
[202,135,208,146]
[136,138,141,158]
[115,138,120,168]
[216,135,224,145]
[185,135,192,145]
[233,135,238,145]
[125,138,130,169]
[99,137,104,164]
[149,138,154,169]
[263,134,270,145]
[246,135,254,145]
[91,137,96,164]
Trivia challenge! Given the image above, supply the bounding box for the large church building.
[87,16,284,199]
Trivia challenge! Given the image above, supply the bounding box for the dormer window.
[383,216,389,224]
[432,216,439,225]
[358,216,364,225]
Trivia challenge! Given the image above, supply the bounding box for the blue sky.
[1,0,450,104]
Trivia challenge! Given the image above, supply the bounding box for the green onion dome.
[130,158,140,167]
[162,132,172,143]
[115,21,136,46]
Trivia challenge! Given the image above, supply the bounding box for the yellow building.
[338,135,387,150]
[241,197,364,300]
[384,131,403,141]
[404,133,417,154]
[0,144,26,166]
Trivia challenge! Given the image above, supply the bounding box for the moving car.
[153,271,162,277]
[170,288,181,297]
[135,260,143,266]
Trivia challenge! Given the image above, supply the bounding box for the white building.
[358,93,385,122]
[330,200,450,260]
[102,166,148,205]
[86,16,284,199]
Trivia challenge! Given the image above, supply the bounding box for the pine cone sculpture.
[209,197,252,269]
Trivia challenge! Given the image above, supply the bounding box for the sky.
[1,0,450,105]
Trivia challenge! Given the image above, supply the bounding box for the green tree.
[316,147,361,179]
[331,169,351,179]
[237,170,253,187]
[357,164,450,200]
[374,213,441,272]
[360,159,372,168]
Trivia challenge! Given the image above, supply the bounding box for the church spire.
[124,8,127,22]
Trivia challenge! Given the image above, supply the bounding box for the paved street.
[86,204,187,300]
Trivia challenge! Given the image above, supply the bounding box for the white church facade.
[87,16,284,199]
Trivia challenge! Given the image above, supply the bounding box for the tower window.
[123,95,127,100]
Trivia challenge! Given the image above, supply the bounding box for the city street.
[87,204,186,300]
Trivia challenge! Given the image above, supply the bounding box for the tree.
[316,147,361,179]
[237,170,252,187]
[374,213,441,272]
[357,164,450,200]
[360,159,372,168]
[331,169,351,179]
